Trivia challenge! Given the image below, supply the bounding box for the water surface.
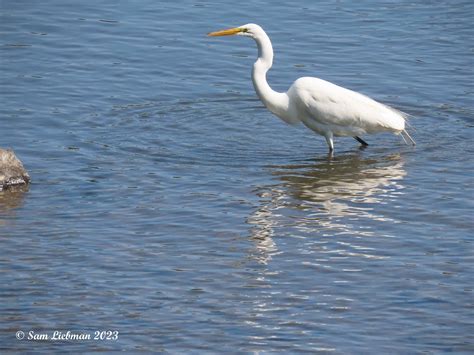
[1,0,473,352]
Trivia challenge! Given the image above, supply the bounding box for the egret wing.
[292,77,405,132]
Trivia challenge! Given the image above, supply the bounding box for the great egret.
[208,24,415,152]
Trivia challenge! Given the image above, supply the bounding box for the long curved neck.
[251,32,289,116]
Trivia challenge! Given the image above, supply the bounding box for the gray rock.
[0,149,30,191]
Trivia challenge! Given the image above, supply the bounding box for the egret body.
[208,24,415,152]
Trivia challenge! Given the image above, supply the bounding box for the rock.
[0,149,30,191]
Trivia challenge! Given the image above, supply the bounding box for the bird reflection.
[247,151,406,264]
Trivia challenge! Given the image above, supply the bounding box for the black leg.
[354,136,369,146]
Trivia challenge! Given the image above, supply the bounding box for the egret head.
[208,23,264,39]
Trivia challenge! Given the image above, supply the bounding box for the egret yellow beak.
[207,27,243,37]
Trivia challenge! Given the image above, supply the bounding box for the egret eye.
[242,28,249,33]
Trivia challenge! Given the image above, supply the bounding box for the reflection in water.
[247,152,406,264]
[243,152,408,349]
[0,185,29,226]
[246,207,280,265]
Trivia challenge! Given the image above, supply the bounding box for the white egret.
[208,24,415,152]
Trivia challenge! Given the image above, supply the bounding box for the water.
[1,0,473,352]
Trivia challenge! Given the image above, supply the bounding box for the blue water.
[1,0,473,352]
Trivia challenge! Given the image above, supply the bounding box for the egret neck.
[251,31,289,117]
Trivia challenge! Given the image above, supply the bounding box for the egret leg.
[325,133,334,152]
[354,136,369,146]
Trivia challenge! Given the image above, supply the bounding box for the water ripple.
[1,0,473,353]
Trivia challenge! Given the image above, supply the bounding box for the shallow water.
[1,0,473,352]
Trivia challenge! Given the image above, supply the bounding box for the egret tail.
[401,130,416,146]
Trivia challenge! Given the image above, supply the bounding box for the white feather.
[289,77,406,136]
